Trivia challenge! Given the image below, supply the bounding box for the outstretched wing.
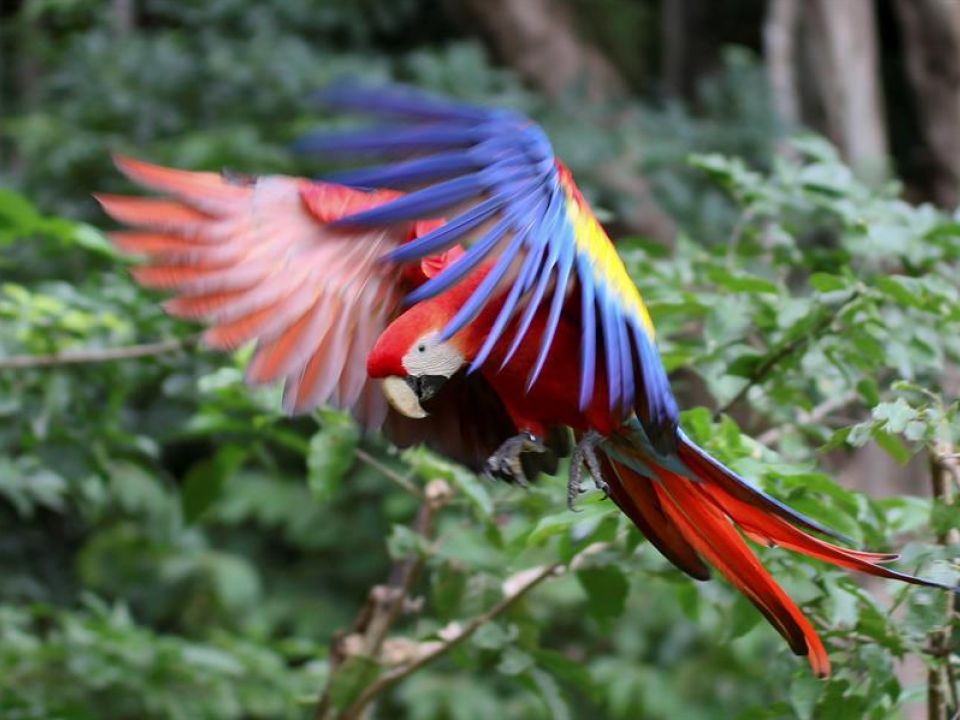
[297,84,679,444]
[98,157,550,470]
[97,156,409,428]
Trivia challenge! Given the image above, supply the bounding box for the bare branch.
[0,336,197,370]
[315,479,452,720]
[341,561,563,718]
[354,448,424,500]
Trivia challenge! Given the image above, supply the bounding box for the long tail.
[599,421,954,677]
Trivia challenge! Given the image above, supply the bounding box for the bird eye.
[418,344,426,352]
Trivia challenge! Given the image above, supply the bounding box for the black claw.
[485,432,547,486]
[566,430,608,511]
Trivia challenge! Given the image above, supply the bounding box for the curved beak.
[381,375,448,419]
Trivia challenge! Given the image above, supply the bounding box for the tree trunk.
[800,0,889,177]
[453,0,676,242]
[763,0,801,130]
[455,0,626,102]
[660,0,687,98]
[894,0,960,209]
[112,0,136,37]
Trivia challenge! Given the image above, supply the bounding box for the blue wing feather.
[331,172,489,226]
[386,195,503,264]
[470,222,545,371]
[441,227,529,341]
[298,84,680,441]
[577,257,598,410]
[406,211,515,305]
[527,241,574,389]
[499,189,566,369]
[617,317,634,410]
[600,290,623,411]
[326,149,483,188]
[293,125,479,155]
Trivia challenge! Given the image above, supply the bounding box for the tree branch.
[763,0,801,129]
[315,479,452,720]
[353,448,424,500]
[454,0,626,102]
[340,561,563,718]
[0,336,196,369]
[451,0,676,243]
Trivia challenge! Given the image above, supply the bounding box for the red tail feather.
[602,432,951,676]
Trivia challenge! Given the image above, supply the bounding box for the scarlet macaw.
[97,85,952,676]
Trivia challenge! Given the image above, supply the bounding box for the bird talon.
[485,432,546,486]
[567,430,608,510]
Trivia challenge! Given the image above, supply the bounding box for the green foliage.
[2,3,959,719]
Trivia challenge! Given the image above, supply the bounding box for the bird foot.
[484,432,547,486]
[568,430,608,511]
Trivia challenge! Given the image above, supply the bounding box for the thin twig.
[716,290,861,418]
[354,448,423,499]
[314,479,451,720]
[0,336,196,369]
[341,561,563,718]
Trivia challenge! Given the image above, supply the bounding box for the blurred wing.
[96,156,409,428]
[297,84,679,442]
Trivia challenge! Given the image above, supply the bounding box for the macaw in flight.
[96,84,953,676]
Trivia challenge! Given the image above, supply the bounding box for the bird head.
[367,308,467,419]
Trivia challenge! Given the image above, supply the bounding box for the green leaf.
[403,447,493,517]
[727,594,762,640]
[182,446,247,523]
[527,496,616,546]
[327,655,381,711]
[497,646,534,676]
[706,267,779,295]
[789,675,824,720]
[386,524,431,560]
[872,430,912,465]
[528,667,571,720]
[871,399,917,434]
[726,351,764,379]
[810,273,849,292]
[307,409,359,502]
[576,566,628,624]
[471,621,516,650]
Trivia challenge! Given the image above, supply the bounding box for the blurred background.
[1,1,959,719]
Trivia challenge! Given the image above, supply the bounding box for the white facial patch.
[401,331,465,378]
